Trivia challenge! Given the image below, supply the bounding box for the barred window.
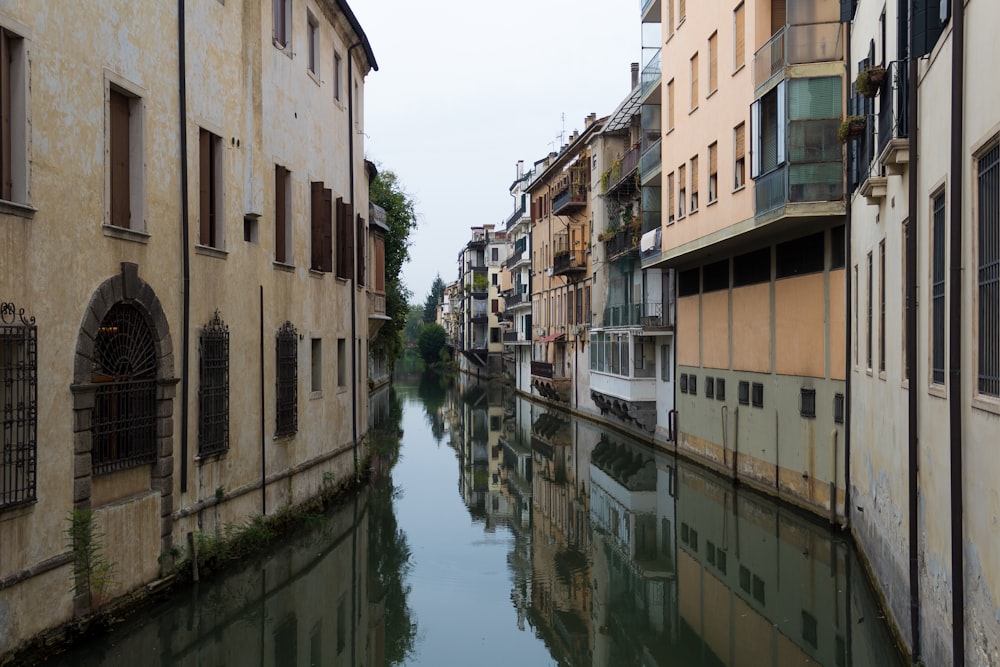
[1,303,37,510]
[978,141,999,397]
[276,321,298,436]
[92,303,157,474]
[199,311,229,456]
[931,191,946,384]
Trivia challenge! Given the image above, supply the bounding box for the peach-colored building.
[647,0,848,520]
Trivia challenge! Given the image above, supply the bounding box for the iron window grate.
[199,311,230,456]
[716,378,726,401]
[689,374,697,396]
[800,388,816,418]
[834,392,845,424]
[705,377,715,399]
[1,302,37,510]
[751,382,764,408]
[978,142,999,396]
[91,304,157,475]
[738,380,749,405]
[275,321,298,436]
[680,373,688,393]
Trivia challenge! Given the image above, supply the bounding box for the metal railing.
[604,226,639,260]
[877,60,909,158]
[553,250,586,275]
[641,48,661,99]
[602,301,672,329]
[754,165,788,215]
[640,138,662,182]
[602,144,641,195]
[753,23,844,89]
[531,361,554,378]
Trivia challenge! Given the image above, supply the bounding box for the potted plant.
[838,115,867,143]
[855,65,886,98]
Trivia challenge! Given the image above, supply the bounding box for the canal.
[44,372,904,666]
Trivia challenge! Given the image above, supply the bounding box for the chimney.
[631,62,639,89]
[516,160,524,178]
[585,112,597,128]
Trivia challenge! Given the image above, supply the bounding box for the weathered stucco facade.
[0,0,378,656]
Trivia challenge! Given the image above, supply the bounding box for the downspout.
[948,0,966,662]
[178,0,191,493]
[906,0,921,658]
[844,16,853,528]
[348,41,363,478]
[260,286,266,515]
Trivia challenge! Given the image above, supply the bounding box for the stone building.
[0,0,378,655]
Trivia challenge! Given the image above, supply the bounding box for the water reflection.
[45,376,902,666]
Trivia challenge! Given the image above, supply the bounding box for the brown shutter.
[110,90,130,228]
[709,33,718,92]
[772,0,786,35]
[690,53,699,108]
[199,130,211,245]
[345,205,355,280]
[310,182,323,270]
[491,299,499,314]
[735,4,746,69]
[375,236,385,291]
[0,30,11,200]
[735,123,746,160]
[709,143,717,176]
[357,216,366,286]
[668,172,675,218]
[679,0,685,20]
[275,166,286,263]
[691,156,699,192]
[667,80,674,130]
[322,188,333,272]
[335,197,345,277]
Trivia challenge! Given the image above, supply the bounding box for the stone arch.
[70,262,176,557]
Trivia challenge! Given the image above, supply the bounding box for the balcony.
[504,203,527,231]
[531,361,554,378]
[602,301,673,330]
[755,162,843,218]
[551,163,589,216]
[641,0,660,22]
[752,22,844,94]
[876,61,910,174]
[553,250,587,277]
[601,224,640,262]
[641,48,661,101]
[530,362,570,403]
[640,138,662,186]
[601,144,641,197]
[504,289,530,309]
[368,291,386,316]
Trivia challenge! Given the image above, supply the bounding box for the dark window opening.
[733,247,771,287]
[702,259,730,293]
[831,225,847,269]
[705,376,715,399]
[198,311,229,456]
[776,232,825,278]
[689,374,697,395]
[977,142,999,397]
[678,268,700,297]
[834,392,845,424]
[1,303,37,509]
[716,378,726,401]
[680,373,688,393]
[751,382,763,408]
[932,192,946,384]
[275,321,297,436]
[800,387,816,418]
[738,380,750,405]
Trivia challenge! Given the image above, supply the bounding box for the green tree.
[369,167,418,372]
[423,274,446,324]
[417,323,448,367]
[403,303,424,343]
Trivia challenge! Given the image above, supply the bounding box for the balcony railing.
[752,23,845,90]
[602,301,673,329]
[504,203,527,230]
[877,60,909,159]
[368,291,386,316]
[755,162,844,216]
[531,361,554,378]
[602,145,641,196]
[553,250,587,276]
[506,246,525,268]
[603,225,640,261]
[640,138,662,183]
[503,331,519,343]
[552,178,588,215]
[641,48,661,99]
[505,290,529,307]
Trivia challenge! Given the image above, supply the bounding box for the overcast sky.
[350,0,641,303]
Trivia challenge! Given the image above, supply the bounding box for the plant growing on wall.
[66,509,115,608]
[838,115,867,143]
[854,65,886,98]
[472,274,489,291]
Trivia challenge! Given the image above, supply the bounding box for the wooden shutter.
[110,89,130,229]
[357,216,366,286]
[492,299,499,314]
[275,166,287,263]
[346,206,355,280]
[735,123,746,160]
[667,79,674,130]
[735,4,746,70]
[679,0,686,20]
[322,188,333,272]
[335,197,345,277]
[199,130,211,245]
[690,54,699,108]
[668,172,675,220]
[709,143,718,177]
[375,236,385,291]
[310,181,323,270]
[771,0,786,35]
[709,33,718,92]
[337,200,356,280]
[0,30,11,200]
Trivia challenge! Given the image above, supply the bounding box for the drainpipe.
[844,17,852,528]
[948,0,966,663]
[348,41,363,477]
[906,0,921,658]
[178,0,191,493]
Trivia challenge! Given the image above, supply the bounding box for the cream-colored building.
[526,118,601,409]
[0,0,378,656]
[648,0,848,520]
[848,0,1000,663]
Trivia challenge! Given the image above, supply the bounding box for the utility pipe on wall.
[178,0,191,493]
[347,41,362,478]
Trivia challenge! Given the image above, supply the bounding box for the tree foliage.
[369,167,418,370]
[417,323,448,366]
[423,274,446,324]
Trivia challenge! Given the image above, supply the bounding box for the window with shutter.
[109,89,131,229]
[0,27,26,204]
[734,123,746,189]
[734,3,745,70]
[199,129,223,248]
[667,172,675,223]
[690,53,699,110]
[708,142,718,203]
[708,32,718,93]
[678,164,686,218]
[357,216,366,286]
[667,79,675,131]
[690,155,699,212]
[274,166,290,263]
[311,181,324,270]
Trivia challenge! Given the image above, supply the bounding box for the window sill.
[732,64,746,77]
[732,184,746,193]
[928,383,947,400]
[707,88,718,100]
[273,261,295,273]
[310,390,323,400]
[337,386,348,394]
[689,105,699,115]
[878,370,886,381]
[307,69,321,86]
[194,449,229,464]
[707,198,718,207]
[103,224,150,244]
[195,244,228,259]
[273,432,296,442]
[273,38,292,57]
[666,127,675,136]
[0,501,37,522]
[0,199,36,219]
[309,268,326,278]
[336,276,350,285]
[972,394,1000,416]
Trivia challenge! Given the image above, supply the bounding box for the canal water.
[45,372,905,666]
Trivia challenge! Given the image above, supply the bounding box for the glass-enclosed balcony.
[752,3,844,94]
[640,138,662,186]
[641,0,660,23]
[602,301,673,330]
[640,48,661,102]
[590,331,657,402]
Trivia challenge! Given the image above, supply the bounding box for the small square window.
[738,380,749,405]
[680,373,688,393]
[681,522,689,543]
[752,575,765,604]
[244,215,259,243]
[751,382,764,408]
[716,378,726,401]
[802,610,818,649]
[800,388,816,418]
[705,376,715,399]
[717,549,727,574]
[739,566,751,593]
[689,375,697,395]
[706,540,716,566]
